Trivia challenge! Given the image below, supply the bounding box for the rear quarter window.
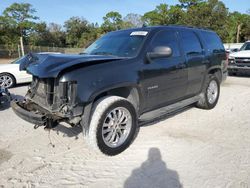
[201,32,225,53]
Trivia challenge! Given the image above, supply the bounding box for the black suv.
[12,26,226,155]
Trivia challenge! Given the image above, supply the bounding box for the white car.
[0,56,32,88]
[0,52,61,88]
[228,41,250,75]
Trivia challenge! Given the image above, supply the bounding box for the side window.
[179,30,202,55]
[202,32,224,53]
[150,30,181,57]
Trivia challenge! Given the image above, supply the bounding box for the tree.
[78,24,102,48]
[30,22,66,47]
[182,0,229,41]
[64,17,91,47]
[101,11,123,32]
[2,3,39,56]
[142,4,185,26]
[123,13,143,28]
[0,15,20,56]
[226,12,250,42]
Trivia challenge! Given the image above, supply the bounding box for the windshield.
[240,42,250,51]
[83,31,147,57]
[11,56,26,64]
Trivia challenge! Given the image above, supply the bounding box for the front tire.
[0,73,15,88]
[196,74,220,109]
[85,96,139,156]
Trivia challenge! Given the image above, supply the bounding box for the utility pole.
[17,44,21,58]
[20,36,25,56]
[236,24,242,43]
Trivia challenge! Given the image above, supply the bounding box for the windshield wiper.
[92,52,116,56]
[79,52,88,55]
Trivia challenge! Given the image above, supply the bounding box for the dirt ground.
[0,59,15,64]
[0,76,250,188]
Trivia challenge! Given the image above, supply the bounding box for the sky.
[0,0,249,25]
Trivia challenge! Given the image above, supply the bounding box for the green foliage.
[226,12,250,42]
[2,3,38,37]
[142,0,250,42]
[182,0,229,40]
[0,1,250,52]
[142,4,185,25]
[29,22,66,47]
[123,13,143,28]
[64,17,91,47]
[101,11,123,32]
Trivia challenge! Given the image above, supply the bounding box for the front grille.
[235,57,250,66]
[28,77,57,110]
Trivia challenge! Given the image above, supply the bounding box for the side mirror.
[147,46,172,62]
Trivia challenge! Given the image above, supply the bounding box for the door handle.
[202,60,210,64]
[176,63,186,69]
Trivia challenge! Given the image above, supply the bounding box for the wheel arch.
[90,85,142,114]
[207,67,222,83]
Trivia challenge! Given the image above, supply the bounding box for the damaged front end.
[11,53,122,129]
[11,53,87,129]
[12,76,83,129]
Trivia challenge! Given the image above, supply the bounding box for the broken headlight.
[58,81,77,106]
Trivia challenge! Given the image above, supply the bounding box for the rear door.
[179,30,206,96]
[142,29,188,110]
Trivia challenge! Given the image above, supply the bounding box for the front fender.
[58,60,143,105]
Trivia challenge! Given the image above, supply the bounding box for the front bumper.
[228,65,250,70]
[11,100,47,126]
[228,65,250,74]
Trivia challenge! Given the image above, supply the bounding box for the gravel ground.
[0,76,250,188]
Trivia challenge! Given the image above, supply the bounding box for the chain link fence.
[0,44,83,58]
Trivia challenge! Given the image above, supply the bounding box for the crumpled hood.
[19,53,125,78]
[230,50,250,58]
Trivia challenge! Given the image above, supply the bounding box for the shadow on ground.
[124,148,182,188]
[52,124,82,140]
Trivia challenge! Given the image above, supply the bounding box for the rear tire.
[196,74,220,109]
[84,96,139,156]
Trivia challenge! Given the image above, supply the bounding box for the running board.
[139,95,201,121]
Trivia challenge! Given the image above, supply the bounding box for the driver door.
[141,29,188,111]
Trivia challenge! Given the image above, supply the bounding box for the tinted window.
[180,30,202,55]
[202,32,224,53]
[150,30,181,57]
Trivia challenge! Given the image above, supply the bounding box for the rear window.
[201,32,224,53]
